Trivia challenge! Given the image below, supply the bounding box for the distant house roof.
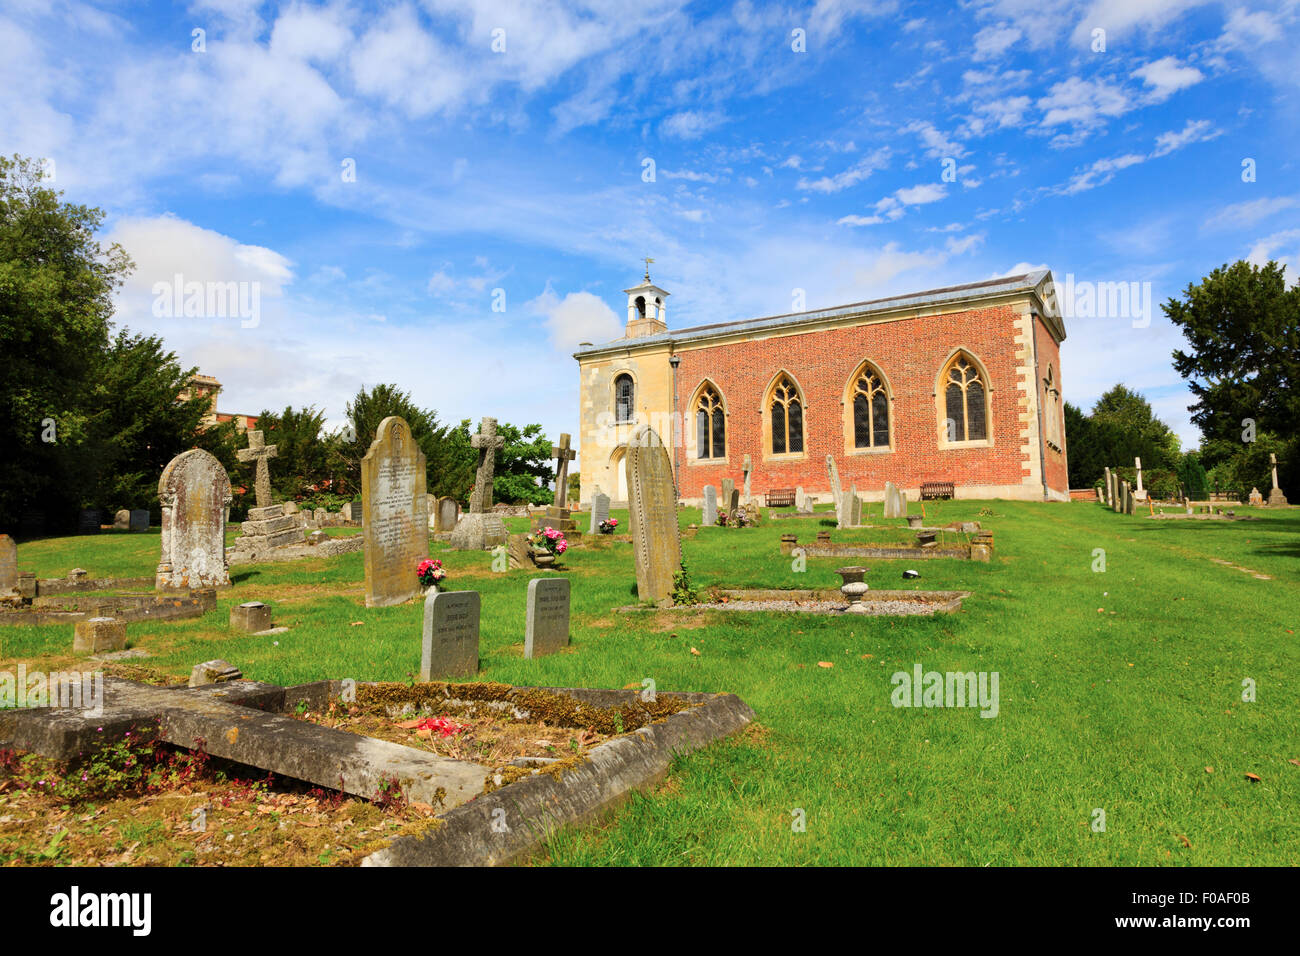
[574,269,1061,358]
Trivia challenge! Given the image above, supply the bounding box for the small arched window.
[614,374,635,423]
[851,362,890,449]
[942,353,988,442]
[770,374,804,455]
[695,385,726,459]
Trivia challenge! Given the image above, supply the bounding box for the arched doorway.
[609,446,629,503]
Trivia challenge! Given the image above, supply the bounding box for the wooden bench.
[765,488,797,508]
[920,482,955,501]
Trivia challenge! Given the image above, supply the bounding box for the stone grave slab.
[626,426,682,605]
[702,484,717,525]
[588,489,611,533]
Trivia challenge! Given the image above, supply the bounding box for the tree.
[341,384,450,498]
[1064,402,1101,488]
[80,331,212,513]
[1061,386,1179,488]
[0,154,133,529]
[1164,260,1298,491]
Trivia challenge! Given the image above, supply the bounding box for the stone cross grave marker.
[550,433,576,507]
[421,589,480,679]
[743,454,753,498]
[588,488,611,533]
[0,677,486,811]
[1269,453,1288,505]
[626,426,682,605]
[469,417,506,513]
[361,416,428,608]
[524,577,570,658]
[702,484,717,525]
[156,449,232,590]
[0,534,17,598]
[236,430,279,508]
[1134,457,1146,501]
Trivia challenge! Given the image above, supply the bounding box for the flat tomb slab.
[620,588,970,615]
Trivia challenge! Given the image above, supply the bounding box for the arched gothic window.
[614,374,635,423]
[695,385,726,459]
[769,375,804,455]
[942,354,988,442]
[850,362,890,448]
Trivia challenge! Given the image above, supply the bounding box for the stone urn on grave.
[835,566,870,614]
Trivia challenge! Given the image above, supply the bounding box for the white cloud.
[1037,76,1129,131]
[1131,56,1204,102]
[1151,118,1218,156]
[796,148,890,193]
[530,287,622,350]
[837,214,886,226]
[904,120,967,159]
[896,183,947,205]
[660,110,726,140]
[109,214,295,295]
[1204,196,1300,231]
[1069,0,1213,48]
[973,24,1023,60]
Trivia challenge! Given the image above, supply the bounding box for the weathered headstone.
[588,489,611,533]
[524,577,570,658]
[1112,473,1122,513]
[78,509,102,534]
[626,427,682,605]
[883,481,906,519]
[702,485,718,525]
[1133,457,1146,501]
[129,509,149,532]
[1268,453,1288,506]
[113,510,130,531]
[362,416,428,608]
[742,454,753,499]
[721,478,735,511]
[826,456,844,524]
[156,449,232,590]
[1248,487,1264,507]
[0,534,17,598]
[450,417,509,550]
[420,590,480,679]
[507,533,530,569]
[73,617,126,655]
[435,496,460,533]
[850,493,863,526]
[1102,467,1112,507]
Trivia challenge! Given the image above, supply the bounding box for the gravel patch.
[692,599,939,615]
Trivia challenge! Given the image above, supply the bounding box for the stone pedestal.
[230,601,274,633]
[449,511,509,551]
[229,503,308,559]
[1268,488,1288,506]
[531,505,577,533]
[74,617,127,655]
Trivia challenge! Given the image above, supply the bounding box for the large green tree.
[247,405,333,502]
[1063,385,1180,488]
[1164,259,1298,490]
[0,154,132,529]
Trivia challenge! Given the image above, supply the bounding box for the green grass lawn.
[4,500,1298,865]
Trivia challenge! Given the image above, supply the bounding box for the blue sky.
[4,0,1298,461]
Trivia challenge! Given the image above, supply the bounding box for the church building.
[572,267,1069,506]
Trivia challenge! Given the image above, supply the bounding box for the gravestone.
[1248,487,1263,507]
[507,533,530,569]
[1102,467,1112,507]
[1268,453,1288,506]
[0,534,17,598]
[129,509,149,532]
[826,456,844,524]
[588,489,611,533]
[156,449,232,590]
[352,498,363,526]
[450,417,509,550]
[362,416,428,608]
[799,492,814,514]
[702,485,718,525]
[721,478,735,512]
[236,430,278,508]
[78,509,102,534]
[113,510,130,531]
[524,577,570,658]
[1133,457,1146,501]
[420,589,479,679]
[435,496,460,533]
[626,427,682,605]
[531,433,578,534]
[883,481,906,519]
[1112,473,1122,513]
[742,455,753,499]
[850,493,862,526]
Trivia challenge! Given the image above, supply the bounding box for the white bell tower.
[623,258,669,338]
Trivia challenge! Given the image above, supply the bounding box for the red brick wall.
[1032,317,1069,496]
[672,304,1041,498]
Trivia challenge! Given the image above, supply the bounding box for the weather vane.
[643,256,654,282]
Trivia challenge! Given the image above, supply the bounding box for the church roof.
[575,268,1061,357]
